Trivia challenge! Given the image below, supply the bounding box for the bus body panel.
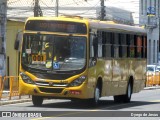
[18,16,147,102]
[88,58,146,97]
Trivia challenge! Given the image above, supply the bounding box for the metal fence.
[146,72,160,86]
[0,76,30,100]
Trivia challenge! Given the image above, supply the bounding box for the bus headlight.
[20,72,35,84]
[69,76,86,87]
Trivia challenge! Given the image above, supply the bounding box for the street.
[0,88,160,120]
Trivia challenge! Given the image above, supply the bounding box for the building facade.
[139,0,160,65]
[0,0,7,76]
[6,20,24,77]
[96,6,134,25]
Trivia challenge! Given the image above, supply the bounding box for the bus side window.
[135,35,142,58]
[119,34,127,58]
[89,34,94,58]
[97,31,102,58]
[105,32,112,58]
[143,36,147,58]
[113,33,119,58]
[127,34,135,58]
[93,35,98,58]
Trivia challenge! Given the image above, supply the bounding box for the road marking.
[31,103,132,120]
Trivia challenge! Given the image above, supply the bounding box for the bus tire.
[123,82,132,103]
[90,85,100,106]
[32,95,43,107]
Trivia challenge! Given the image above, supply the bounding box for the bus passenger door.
[87,34,98,98]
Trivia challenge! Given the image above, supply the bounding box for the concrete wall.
[139,0,160,65]
[96,6,134,25]
[147,28,159,64]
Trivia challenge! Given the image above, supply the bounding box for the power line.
[7,0,22,5]
[65,1,100,16]
[39,0,49,7]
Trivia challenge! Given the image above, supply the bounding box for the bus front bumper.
[19,79,92,99]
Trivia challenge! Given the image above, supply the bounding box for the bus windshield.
[22,33,86,72]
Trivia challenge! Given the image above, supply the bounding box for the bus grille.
[35,81,68,87]
[38,87,63,93]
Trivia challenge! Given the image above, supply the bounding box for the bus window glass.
[102,32,106,58]
[105,32,112,58]
[113,33,119,58]
[143,36,147,58]
[98,31,102,58]
[136,36,142,58]
[127,35,135,58]
[119,34,127,58]
[22,34,86,71]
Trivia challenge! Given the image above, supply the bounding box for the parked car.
[147,65,158,73]
[156,65,160,72]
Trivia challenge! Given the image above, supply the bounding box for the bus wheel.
[123,82,132,103]
[32,95,43,106]
[91,86,100,105]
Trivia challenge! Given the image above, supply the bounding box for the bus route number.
[32,55,45,64]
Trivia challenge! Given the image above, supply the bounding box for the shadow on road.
[28,98,160,110]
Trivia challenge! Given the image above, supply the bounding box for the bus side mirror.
[14,39,19,50]
[14,31,22,51]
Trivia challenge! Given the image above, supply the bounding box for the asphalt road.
[0,88,160,120]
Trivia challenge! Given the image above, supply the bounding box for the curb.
[0,99,32,106]
[144,86,160,90]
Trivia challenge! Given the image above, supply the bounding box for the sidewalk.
[0,86,160,106]
[0,91,31,106]
[144,85,160,90]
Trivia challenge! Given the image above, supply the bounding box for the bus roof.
[89,20,147,35]
[25,16,88,24]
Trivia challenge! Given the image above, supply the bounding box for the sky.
[7,0,139,23]
[105,0,139,23]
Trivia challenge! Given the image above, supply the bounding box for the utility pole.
[100,0,105,20]
[34,0,43,17]
[55,0,59,17]
[0,0,7,77]
[34,0,38,17]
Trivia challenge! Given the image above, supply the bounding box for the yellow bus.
[15,16,147,106]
